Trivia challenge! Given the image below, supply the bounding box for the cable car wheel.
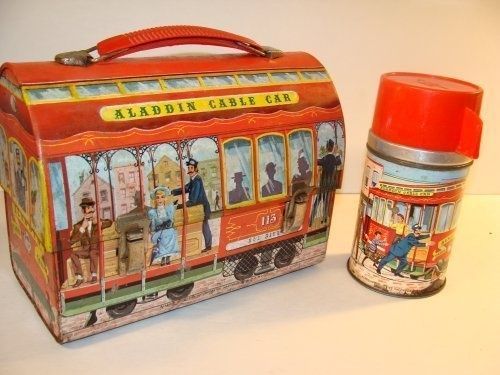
[274,246,296,268]
[106,299,137,319]
[166,282,195,301]
[234,254,259,281]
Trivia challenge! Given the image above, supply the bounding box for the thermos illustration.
[347,72,483,297]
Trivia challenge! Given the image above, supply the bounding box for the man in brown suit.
[70,197,112,287]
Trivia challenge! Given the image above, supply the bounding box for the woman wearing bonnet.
[148,186,179,266]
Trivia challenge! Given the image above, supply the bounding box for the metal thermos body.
[347,72,483,297]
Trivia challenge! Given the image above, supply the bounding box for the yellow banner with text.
[100,91,299,122]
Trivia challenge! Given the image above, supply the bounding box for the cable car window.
[182,137,222,212]
[0,76,22,98]
[270,72,300,82]
[76,83,120,97]
[257,134,286,200]
[202,75,237,87]
[451,200,462,229]
[140,143,184,266]
[364,166,371,188]
[301,70,329,80]
[376,198,386,224]
[238,73,270,84]
[372,196,380,220]
[223,138,254,207]
[48,162,69,231]
[0,127,9,191]
[422,205,436,232]
[394,202,408,220]
[371,171,380,187]
[164,77,201,89]
[383,200,393,226]
[26,87,72,102]
[64,155,96,225]
[63,154,115,285]
[29,160,45,243]
[315,121,344,190]
[288,130,313,194]
[142,144,181,206]
[9,141,28,212]
[436,203,455,233]
[97,149,140,220]
[409,205,422,229]
[122,80,162,93]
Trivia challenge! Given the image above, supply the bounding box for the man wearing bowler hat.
[229,171,250,204]
[376,224,433,277]
[69,197,113,287]
[172,158,212,252]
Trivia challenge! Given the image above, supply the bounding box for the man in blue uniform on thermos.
[376,224,433,277]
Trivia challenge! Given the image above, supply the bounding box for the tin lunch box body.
[0,26,345,342]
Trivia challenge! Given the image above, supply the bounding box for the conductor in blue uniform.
[376,224,431,277]
[172,158,212,252]
[310,139,342,224]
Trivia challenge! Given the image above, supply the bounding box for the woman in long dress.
[148,186,179,266]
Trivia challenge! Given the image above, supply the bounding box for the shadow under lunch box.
[0,25,345,342]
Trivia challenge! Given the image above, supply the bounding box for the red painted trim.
[2,52,323,85]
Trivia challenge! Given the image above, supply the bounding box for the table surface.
[0,193,499,375]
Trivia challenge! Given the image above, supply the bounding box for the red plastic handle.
[95,25,273,61]
[456,107,483,159]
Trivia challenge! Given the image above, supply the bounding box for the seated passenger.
[148,187,179,266]
[261,162,283,198]
[291,150,312,195]
[228,172,250,205]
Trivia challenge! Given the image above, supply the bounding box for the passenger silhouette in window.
[261,162,283,198]
[291,149,312,194]
[228,172,250,204]
[13,147,28,211]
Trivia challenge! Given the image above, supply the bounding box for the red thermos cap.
[371,72,483,159]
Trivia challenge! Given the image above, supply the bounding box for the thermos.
[347,72,483,297]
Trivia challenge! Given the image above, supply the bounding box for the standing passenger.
[311,139,342,224]
[69,197,112,287]
[172,158,212,252]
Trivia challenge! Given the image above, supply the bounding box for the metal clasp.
[54,46,97,66]
[262,46,284,59]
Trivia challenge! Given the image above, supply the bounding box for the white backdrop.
[1,0,499,194]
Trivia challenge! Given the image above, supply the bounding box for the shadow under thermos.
[347,72,483,297]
